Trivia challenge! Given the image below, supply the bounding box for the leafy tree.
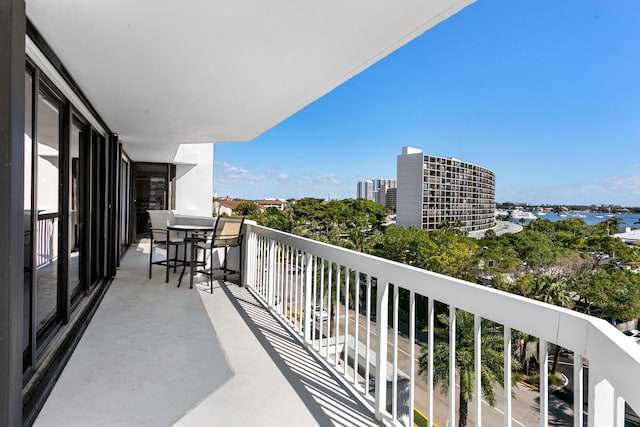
[594,217,623,236]
[234,201,260,216]
[475,238,521,278]
[292,198,325,225]
[426,230,478,280]
[371,226,437,269]
[256,207,296,233]
[571,266,640,321]
[419,310,518,427]
[483,229,497,240]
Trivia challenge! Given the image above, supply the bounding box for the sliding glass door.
[23,65,108,376]
[34,81,62,340]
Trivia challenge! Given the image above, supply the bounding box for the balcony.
[36,223,640,426]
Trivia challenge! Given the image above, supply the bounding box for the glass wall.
[120,155,131,254]
[35,84,62,337]
[134,162,175,239]
[22,63,119,381]
[23,70,33,359]
[69,119,86,300]
[22,43,130,426]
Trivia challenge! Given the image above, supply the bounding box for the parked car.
[312,304,328,321]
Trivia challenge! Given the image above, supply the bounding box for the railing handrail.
[37,211,59,220]
[245,222,640,412]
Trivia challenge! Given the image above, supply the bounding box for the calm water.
[509,211,640,232]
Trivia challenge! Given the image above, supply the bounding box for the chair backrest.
[173,214,215,227]
[147,210,172,241]
[213,216,245,247]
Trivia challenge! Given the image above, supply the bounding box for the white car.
[313,305,329,321]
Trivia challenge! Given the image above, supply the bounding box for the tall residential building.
[383,187,397,211]
[397,147,495,231]
[357,180,374,201]
[357,178,396,206]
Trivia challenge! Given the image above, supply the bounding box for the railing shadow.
[219,281,380,427]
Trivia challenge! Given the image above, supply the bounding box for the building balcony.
[36,222,640,426]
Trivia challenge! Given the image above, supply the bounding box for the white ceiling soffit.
[26,0,474,162]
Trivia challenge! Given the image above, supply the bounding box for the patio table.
[167,224,215,287]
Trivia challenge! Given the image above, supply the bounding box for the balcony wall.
[241,222,640,427]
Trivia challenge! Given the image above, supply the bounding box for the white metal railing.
[242,223,640,427]
[36,212,58,269]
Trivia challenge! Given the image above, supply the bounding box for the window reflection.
[70,122,82,297]
[24,71,33,356]
[35,90,60,332]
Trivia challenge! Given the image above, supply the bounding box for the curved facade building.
[397,147,495,231]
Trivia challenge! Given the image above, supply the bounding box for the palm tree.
[527,275,573,374]
[605,217,622,235]
[418,310,517,427]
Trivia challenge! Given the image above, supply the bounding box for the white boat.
[510,207,537,220]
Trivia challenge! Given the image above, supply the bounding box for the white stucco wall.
[174,143,214,216]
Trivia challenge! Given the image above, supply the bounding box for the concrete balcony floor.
[34,242,379,426]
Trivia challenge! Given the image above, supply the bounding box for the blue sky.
[214,0,640,206]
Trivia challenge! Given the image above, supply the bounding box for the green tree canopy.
[571,266,640,321]
[234,201,260,216]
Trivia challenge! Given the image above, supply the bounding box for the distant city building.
[214,197,286,215]
[396,147,495,231]
[214,197,240,216]
[357,180,374,201]
[383,187,397,212]
[357,178,396,208]
[255,199,285,211]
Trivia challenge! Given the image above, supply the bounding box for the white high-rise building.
[357,180,374,201]
[396,147,495,231]
[357,178,396,206]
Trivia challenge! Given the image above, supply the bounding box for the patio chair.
[148,210,185,283]
[190,216,245,292]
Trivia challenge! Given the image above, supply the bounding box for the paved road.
[467,220,523,239]
[312,304,577,427]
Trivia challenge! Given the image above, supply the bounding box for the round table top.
[167,224,215,231]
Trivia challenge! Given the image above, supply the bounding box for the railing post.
[474,314,482,427]
[588,365,617,427]
[409,290,415,427]
[615,393,625,427]
[251,231,257,287]
[449,306,456,427]
[375,279,389,421]
[303,253,313,347]
[242,229,252,287]
[427,297,434,426]
[504,326,512,427]
[392,284,398,420]
[573,354,583,427]
[540,339,549,427]
[267,240,276,308]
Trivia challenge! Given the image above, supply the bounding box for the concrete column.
[0,0,26,425]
